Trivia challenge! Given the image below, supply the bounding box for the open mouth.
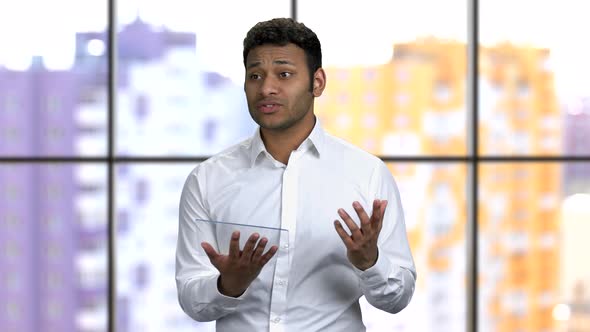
[257,103,282,114]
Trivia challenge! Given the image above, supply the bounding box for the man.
[176,18,416,331]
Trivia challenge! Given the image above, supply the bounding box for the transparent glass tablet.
[195,218,288,258]
[195,218,289,320]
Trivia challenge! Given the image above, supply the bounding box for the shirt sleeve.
[175,165,247,322]
[353,161,417,314]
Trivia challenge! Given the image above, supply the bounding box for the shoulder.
[198,138,252,170]
[321,131,396,186]
[186,137,253,183]
[323,132,384,170]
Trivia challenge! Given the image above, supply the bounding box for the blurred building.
[479,44,561,332]
[0,64,107,331]
[317,38,466,157]
[563,98,590,194]
[319,39,566,332]
[319,38,468,332]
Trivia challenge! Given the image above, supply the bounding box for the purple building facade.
[0,164,36,332]
[0,24,108,332]
[0,67,81,331]
[563,98,590,194]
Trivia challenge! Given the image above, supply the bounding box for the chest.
[207,164,372,247]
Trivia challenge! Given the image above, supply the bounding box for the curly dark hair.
[243,18,322,91]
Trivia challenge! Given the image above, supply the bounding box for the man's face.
[244,43,322,132]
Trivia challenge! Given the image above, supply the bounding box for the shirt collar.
[306,117,325,156]
[249,128,267,167]
[248,117,326,167]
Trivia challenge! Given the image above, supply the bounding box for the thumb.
[201,242,219,262]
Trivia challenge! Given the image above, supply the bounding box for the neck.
[260,115,316,165]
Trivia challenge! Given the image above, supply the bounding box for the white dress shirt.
[176,120,416,332]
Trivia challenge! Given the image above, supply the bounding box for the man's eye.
[249,74,261,80]
[279,72,292,78]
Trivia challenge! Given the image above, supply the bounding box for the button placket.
[268,157,299,327]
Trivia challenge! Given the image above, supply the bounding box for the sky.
[0,0,589,99]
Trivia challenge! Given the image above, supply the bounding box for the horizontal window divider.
[380,156,590,162]
[1,155,589,163]
[472,156,590,162]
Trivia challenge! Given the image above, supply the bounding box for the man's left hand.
[334,199,387,271]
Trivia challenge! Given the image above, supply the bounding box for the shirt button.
[283,243,289,249]
[277,279,286,286]
[272,317,281,323]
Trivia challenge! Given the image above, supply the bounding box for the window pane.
[361,162,467,331]
[0,164,108,331]
[115,1,290,156]
[299,0,467,156]
[115,164,212,331]
[480,0,590,156]
[479,162,590,331]
[0,0,108,157]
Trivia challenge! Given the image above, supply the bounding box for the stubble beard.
[249,104,312,132]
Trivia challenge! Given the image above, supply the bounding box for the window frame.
[1,1,589,331]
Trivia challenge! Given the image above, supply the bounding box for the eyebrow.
[247,60,296,69]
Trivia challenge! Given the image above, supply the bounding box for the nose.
[260,76,279,96]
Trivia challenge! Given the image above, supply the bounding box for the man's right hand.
[201,231,278,297]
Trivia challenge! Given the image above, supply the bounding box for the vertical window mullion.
[467,0,479,332]
[107,0,117,331]
[291,0,297,21]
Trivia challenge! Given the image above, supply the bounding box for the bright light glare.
[552,303,571,321]
[3,54,33,71]
[0,0,33,70]
[42,32,76,70]
[87,39,106,57]
[567,101,584,115]
[563,194,590,214]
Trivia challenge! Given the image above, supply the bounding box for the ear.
[312,68,327,97]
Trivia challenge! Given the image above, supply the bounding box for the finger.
[251,237,268,262]
[369,199,381,225]
[201,242,219,261]
[228,231,241,258]
[377,200,388,233]
[368,199,383,236]
[338,208,362,239]
[259,245,279,266]
[333,220,355,248]
[353,201,371,234]
[241,233,260,260]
